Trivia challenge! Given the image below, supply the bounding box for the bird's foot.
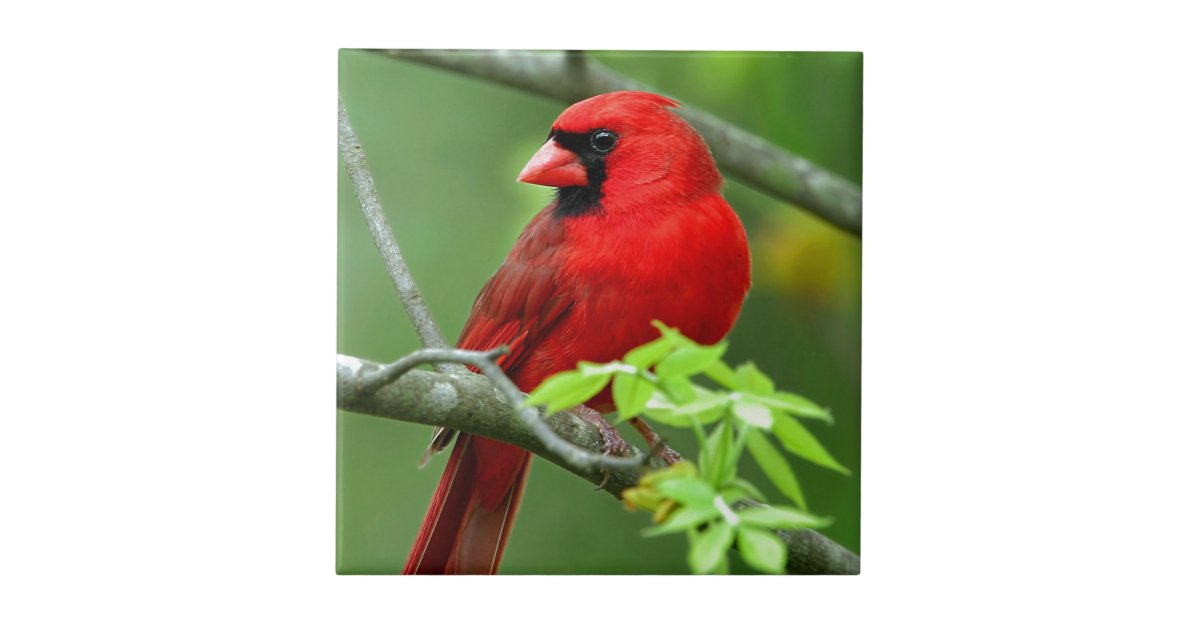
[571,404,632,490]
[571,404,632,457]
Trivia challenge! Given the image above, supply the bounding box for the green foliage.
[525,322,847,574]
[523,361,622,414]
[745,428,808,510]
[612,372,654,420]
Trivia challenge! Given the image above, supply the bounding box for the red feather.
[404,92,750,574]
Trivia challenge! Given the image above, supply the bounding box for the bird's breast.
[517,197,750,405]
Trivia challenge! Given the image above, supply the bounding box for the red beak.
[517,139,588,188]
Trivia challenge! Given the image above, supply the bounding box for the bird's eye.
[590,129,617,153]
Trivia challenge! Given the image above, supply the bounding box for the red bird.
[404,91,751,574]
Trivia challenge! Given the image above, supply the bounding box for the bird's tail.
[403,434,532,574]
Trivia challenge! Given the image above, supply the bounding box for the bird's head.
[517,91,722,217]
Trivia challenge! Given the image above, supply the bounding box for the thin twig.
[377,49,862,236]
[339,92,468,458]
[358,347,505,396]
[337,95,460,373]
[356,347,654,471]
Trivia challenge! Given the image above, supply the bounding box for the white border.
[3,2,1199,627]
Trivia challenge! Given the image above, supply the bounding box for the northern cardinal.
[404,91,751,574]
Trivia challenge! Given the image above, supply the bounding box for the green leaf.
[758,391,833,423]
[612,372,654,420]
[625,461,700,510]
[641,391,703,428]
[642,503,719,537]
[732,400,773,429]
[722,423,751,484]
[656,477,716,505]
[657,375,699,403]
[674,393,727,415]
[703,360,738,389]
[745,428,807,510]
[651,320,684,342]
[737,526,787,574]
[734,362,775,395]
[641,408,699,428]
[697,420,713,476]
[523,370,612,414]
[702,419,736,485]
[655,342,728,381]
[621,486,663,512]
[771,412,851,475]
[576,361,624,377]
[688,521,735,574]
[737,506,832,530]
[728,478,768,503]
[669,392,729,425]
[638,460,698,486]
[641,386,726,428]
[719,487,753,505]
[623,335,675,369]
[700,420,744,488]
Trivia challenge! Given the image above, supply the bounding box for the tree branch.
[376,49,862,237]
[337,353,859,574]
[338,354,652,491]
[337,95,459,373]
[357,347,660,472]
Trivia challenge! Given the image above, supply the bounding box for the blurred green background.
[337,50,862,574]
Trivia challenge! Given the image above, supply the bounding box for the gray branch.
[339,93,466,458]
[337,353,860,574]
[337,96,458,373]
[358,347,658,471]
[377,49,862,236]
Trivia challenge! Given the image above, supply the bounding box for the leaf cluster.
[525,322,849,574]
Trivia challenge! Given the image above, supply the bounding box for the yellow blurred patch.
[754,208,858,310]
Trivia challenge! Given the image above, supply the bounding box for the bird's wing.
[422,210,574,460]
[455,209,574,376]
